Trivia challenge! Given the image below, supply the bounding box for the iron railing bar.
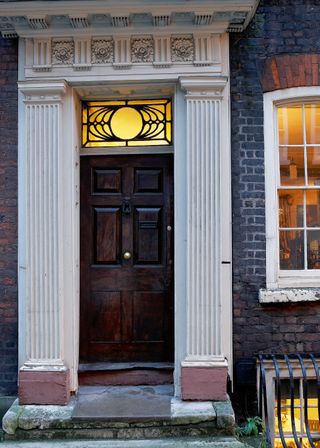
[272,355,288,448]
[285,354,302,448]
[258,355,272,448]
[310,354,320,424]
[297,354,315,448]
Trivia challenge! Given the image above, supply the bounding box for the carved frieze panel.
[52,40,74,65]
[28,32,222,73]
[171,35,194,62]
[91,39,114,64]
[131,37,154,63]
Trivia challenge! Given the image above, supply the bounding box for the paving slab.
[72,385,173,420]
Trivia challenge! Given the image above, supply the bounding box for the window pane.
[306,380,319,398]
[280,230,304,269]
[307,230,320,269]
[278,106,303,145]
[275,438,298,448]
[274,407,302,434]
[302,438,320,448]
[306,191,320,227]
[278,379,300,399]
[279,190,304,228]
[280,147,305,186]
[307,407,320,432]
[305,104,320,144]
[307,148,320,186]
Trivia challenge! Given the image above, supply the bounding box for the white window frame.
[264,87,320,291]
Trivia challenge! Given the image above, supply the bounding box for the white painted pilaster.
[180,76,229,369]
[18,80,67,371]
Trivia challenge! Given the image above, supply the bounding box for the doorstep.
[2,385,235,441]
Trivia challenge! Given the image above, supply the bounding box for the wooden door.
[80,154,174,362]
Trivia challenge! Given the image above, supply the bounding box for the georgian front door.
[80,154,174,363]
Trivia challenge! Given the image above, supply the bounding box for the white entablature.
[0,0,259,38]
[0,0,258,77]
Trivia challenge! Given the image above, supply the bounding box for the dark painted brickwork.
[230,0,320,417]
[0,36,18,396]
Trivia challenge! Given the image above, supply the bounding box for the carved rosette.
[52,40,74,65]
[171,36,194,62]
[91,39,114,64]
[131,37,154,63]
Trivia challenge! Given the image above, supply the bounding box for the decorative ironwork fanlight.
[82,99,172,148]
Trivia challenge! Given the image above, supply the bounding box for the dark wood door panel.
[134,207,162,264]
[94,207,121,264]
[80,154,174,363]
[93,169,122,194]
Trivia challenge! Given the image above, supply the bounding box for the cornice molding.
[18,80,68,101]
[179,75,228,98]
[0,0,259,38]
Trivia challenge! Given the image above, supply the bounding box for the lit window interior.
[278,104,320,270]
[82,99,172,148]
[274,379,320,448]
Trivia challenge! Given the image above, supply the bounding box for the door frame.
[18,73,232,399]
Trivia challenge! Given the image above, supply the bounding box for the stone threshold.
[2,385,235,441]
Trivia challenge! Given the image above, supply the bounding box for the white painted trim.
[17,32,233,397]
[0,0,259,38]
[179,74,232,374]
[259,288,320,303]
[264,87,320,293]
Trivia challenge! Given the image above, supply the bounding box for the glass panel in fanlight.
[280,147,305,186]
[279,190,304,228]
[278,106,303,146]
[307,147,320,186]
[274,406,302,434]
[279,230,304,270]
[81,99,172,148]
[306,190,320,227]
[307,229,320,269]
[305,104,320,144]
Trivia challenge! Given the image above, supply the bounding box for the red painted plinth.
[181,366,228,401]
[19,369,70,405]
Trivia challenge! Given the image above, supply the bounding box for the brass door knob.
[123,251,132,260]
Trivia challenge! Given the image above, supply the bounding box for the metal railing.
[258,354,320,448]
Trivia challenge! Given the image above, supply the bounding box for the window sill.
[259,288,320,303]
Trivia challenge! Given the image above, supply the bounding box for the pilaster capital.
[18,80,68,103]
[179,75,227,100]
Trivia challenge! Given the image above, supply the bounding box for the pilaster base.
[19,369,70,405]
[181,366,228,401]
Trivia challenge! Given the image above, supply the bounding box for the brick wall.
[230,0,320,417]
[0,36,18,396]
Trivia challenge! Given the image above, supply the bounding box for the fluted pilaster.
[179,76,228,400]
[18,81,69,405]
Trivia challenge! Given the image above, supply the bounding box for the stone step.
[2,386,236,441]
[0,436,248,448]
[78,363,173,386]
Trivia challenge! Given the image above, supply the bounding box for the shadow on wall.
[0,397,16,430]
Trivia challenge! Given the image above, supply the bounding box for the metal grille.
[258,354,320,448]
